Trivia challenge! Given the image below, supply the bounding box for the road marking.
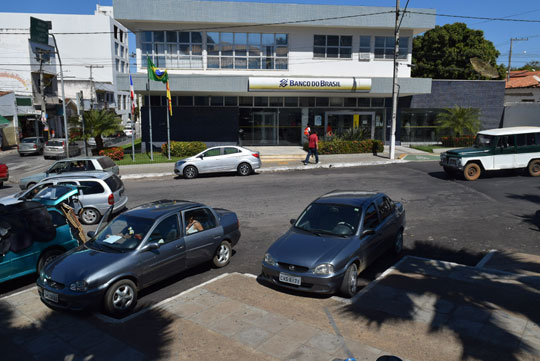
[475,249,498,268]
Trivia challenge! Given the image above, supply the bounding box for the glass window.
[359,36,371,60]
[375,197,392,221]
[184,208,217,232]
[315,97,329,107]
[398,37,409,60]
[153,31,164,42]
[516,134,527,147]
[224,147,240,154]
[526,133,537,146]
[149,215,179,244]
[371,98,384,107]
[203,148,221,157]
[284,97,298,107]
[269,97,283,107]
[49,210,67,228]
[313,35,352,59]
[79,181,105,195]
[210,96,224,106]
[375,36,396,60]
[363,203,379,229]
[224,96,237,106]
[329,97,343,107]
[239,97,253,106]
[178,96,193,106]
[254,97,268,107]
[166,31,177,43]
[294,203,361,237]
[344,98,356,107]
[142,31,152,42]
[194,96,209,106]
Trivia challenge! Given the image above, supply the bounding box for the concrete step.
[479,251,540,277]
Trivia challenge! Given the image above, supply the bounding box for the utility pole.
[36,49,48,139]
[85,65,104,109]
[51,34,69,156]
[507,37,528,81]
[77,91,88,156]
[389,0,400,160]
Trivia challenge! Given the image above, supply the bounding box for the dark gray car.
[261,190,406,297]
[37,200,240,316]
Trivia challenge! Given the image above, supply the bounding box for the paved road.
[1,161,539,313]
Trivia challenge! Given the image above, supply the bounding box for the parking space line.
[475,249,498,268]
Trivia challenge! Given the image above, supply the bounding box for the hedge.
[303,139,384,154]
[440,135,475,147]
[99,147,124,161]
[161,141,207,158]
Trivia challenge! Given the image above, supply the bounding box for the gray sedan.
[18,137,45,156]
[174,146,261,179]
[37,200,240,316]
[261,190,406,297]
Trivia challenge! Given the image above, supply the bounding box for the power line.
[408,10,540,23]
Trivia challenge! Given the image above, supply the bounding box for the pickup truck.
[38,200,240,316]
[0,163,8,188]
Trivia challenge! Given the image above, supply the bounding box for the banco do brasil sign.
[249,77,371,92]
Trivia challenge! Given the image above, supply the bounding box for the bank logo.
[279,79,288,88]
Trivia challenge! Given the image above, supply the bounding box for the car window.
[49,210,67,227]
[375,197,393,221]
[363,203,379,229]
[46,140,64,147]
[69,161,87,171]
[149,215,180,244]
[24,183,53,200]
[86,161,96,170]
[48,161,69,173]
[22,138,37,143]
[97,156,116,169]
[79,181,105,195]
[58,181,77,186]
[203,148,221,157]
[104,174,123,192]
[516,134,527,147]
[184,208,217,234]
[224,147,240,155]
[526,133,537,146]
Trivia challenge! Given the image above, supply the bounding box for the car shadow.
[429,169,528,181]
[175,171,260,180]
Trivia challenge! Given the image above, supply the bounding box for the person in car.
[186,215,203,235]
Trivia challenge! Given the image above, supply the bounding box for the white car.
[174,146,261,179]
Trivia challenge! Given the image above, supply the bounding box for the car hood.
[44,243,130,283]
[0,194,20,205]
[445,147,492,157]
[268,229,349,269]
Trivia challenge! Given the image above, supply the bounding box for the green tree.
[71,109,122,152]
[412,23,505,80]
[436,106,480,137]
[517,61,540,71]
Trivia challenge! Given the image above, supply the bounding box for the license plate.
[279,272,301,286]
[44,289,58,303]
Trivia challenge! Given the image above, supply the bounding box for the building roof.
[0,91,13,97]
[506,70,540,89]
[478,126,540,136]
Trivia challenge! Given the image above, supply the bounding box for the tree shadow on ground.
[515,210,540,231]
[0,295,176,361]
[506,187,540,205]
[338,243,540,361]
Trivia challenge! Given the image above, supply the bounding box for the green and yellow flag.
[147,56,168,83]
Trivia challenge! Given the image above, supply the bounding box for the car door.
[494,135,516,169]
[139,214,186,287]
[78,180,106,214]
[197,148,222,173]
[360,202,384,264]
[0,252,13,282]
[183,208,223,268]
[374,196,397,253]
[221,147,242,171]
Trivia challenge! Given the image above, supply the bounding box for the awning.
[0,115,10,125]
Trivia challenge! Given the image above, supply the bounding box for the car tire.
[80,207,101,225]
[237,162,252,176]
[340,263,358,298]
[39,149,44,155]
[463,162,481,181]
[37,248,64,273]
[104,279,137,317]
[392,230,404,255]
[212,240,232,268]
[26,182,36,190]
[183,165,198,179]
[528,160,540,177]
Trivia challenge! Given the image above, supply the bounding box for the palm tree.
[82,109,123,152]
[436,106,480,137]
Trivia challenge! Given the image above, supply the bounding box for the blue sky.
[3,0,540,68]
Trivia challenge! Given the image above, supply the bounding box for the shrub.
[303,139,384,154]
[99,147,124,160]
[440,135,475,147]
[161,141,207,158]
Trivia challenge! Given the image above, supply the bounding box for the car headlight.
[175,161,186,167]
[264,252,278,266]
[313,263,334,275]
[69,280,88,292]
[457,158,462,166]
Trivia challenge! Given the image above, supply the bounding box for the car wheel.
[183,165,198,179]
[212,240,232,268]
[237,162,252,176]
[392,230,404,255]
[463,163,481,181]
[104,279,137,317]
[37,249,64,273]
[528,160,540,177]
[80,208,101,225]
[26,182,36,190]
[39,148,44,155]
[340,263,358,298]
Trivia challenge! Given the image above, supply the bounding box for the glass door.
[252,112,277,145]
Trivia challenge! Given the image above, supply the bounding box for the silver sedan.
[174,146,261,179]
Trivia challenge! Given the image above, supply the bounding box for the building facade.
[0,5,131,140]
[114,0,435,147]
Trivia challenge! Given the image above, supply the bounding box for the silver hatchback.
[18,137,45,156]
[174,146,261,179]
[44,138,81,159]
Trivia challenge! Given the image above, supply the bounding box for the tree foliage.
[517,61,540,71]
[436,106,480,138]
[412,23,505,80]
[70,109,122,152]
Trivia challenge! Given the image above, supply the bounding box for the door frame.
[324,111,376,141]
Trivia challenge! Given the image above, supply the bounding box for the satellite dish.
[470,57,499,79]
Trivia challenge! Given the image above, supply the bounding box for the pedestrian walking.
[304,130,319,165]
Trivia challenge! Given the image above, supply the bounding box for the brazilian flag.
[147,57,168,83]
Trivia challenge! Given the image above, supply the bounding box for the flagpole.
[146,55,154,161]
[166,102,171,160]
[130,75,135,162]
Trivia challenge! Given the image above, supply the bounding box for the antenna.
[470,57,499,79]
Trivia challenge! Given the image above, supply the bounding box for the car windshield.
[473,134,494,148]
[33,185,74,201]
[92,214,154,251]
[22,138,37,143]
[294,203,361,237]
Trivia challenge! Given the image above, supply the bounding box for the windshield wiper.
[296,226,322,236]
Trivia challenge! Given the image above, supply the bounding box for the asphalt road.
[1,161,539,313]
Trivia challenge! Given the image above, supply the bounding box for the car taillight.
[62,141,65,146]
[33,144,37,149]
[252,153,259,158]
[108,193,114,205]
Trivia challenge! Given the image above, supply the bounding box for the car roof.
[60,156,108,161]
[315,190,381,207]
[126,200,205,219]
[41,171,113,181]
[478,126,540,136]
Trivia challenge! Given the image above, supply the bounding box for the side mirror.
[361,228,375,238]
[289,218,296,225]
[141,242,160,252]
[87,231,95,238]
[197,155,204,159]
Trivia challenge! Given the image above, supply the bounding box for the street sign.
[30,17,52,45]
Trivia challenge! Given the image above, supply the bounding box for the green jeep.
[440,126,540,181]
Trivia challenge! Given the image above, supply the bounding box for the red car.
[0,163,8,188]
